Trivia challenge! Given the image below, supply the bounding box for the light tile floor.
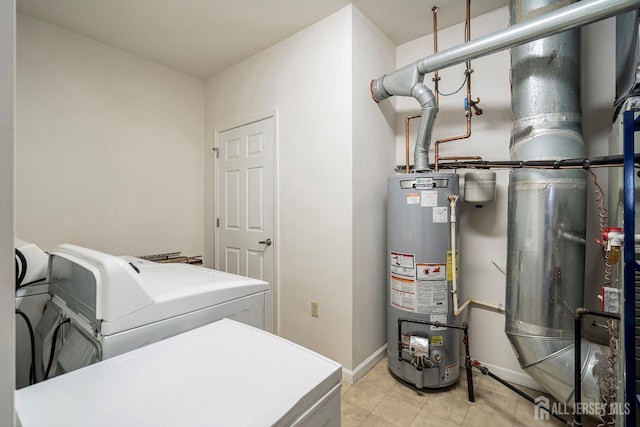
[341,358,599,427]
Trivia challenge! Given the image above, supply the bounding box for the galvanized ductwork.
[372,75,438,172]
[506,0,607,406]
[371,0,640,172]
[616,9,640,114]
[370,0,640,406]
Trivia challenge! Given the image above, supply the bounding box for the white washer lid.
[101,261,269,335]
[15,319,342,427]
[49,245,268,335]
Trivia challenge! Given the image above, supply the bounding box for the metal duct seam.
[416,0,640,75]
[615,9,640,114]
[506,0,608,408]
[370,76,437,172]
[367,1,635,405]
[370,0,640,93]
[510,129,585,161]
[370,0,640,176]
[411,84,438,172]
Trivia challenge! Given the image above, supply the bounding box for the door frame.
[213,110,279,335]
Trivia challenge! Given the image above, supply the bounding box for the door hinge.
[212,147,219,158]
[216,218,220,228]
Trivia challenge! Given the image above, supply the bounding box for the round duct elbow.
[507,333,606,406]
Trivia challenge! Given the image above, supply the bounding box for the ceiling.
[17,0,509,79]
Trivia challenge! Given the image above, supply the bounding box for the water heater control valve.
[409,336,429,358]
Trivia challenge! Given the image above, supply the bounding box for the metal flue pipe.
[370,0,640,172]
[371,0,640,413]
[505,0,607,408]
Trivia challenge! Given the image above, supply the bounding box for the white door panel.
[225,247,241,275]
[217,117,275,330]
[225,170,241,230]
[247,167,264,231]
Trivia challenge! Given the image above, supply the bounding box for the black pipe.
[44,318,70,380]
[15,248,27,290]
[15,308,36,385]
[398,316,467,331]
[574,307,620,321]
[397,318,472,400]
[472,361,570,424]
[574,314,582,426]
[430,153,640,170]
[462,325,475,402]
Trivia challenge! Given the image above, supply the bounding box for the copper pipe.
[434,118,471,171]
[434,0,475,172]
[432,7,440,105]
[439,155,483,162]
[404,113,422,173]
[466,0,471,43]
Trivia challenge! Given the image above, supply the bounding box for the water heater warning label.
[416,280,448,314]
[390,275,416,312]
[421,190,437,207]
[417,263,445,281]
[446,251,459,281]
[430,336,443,346]
[430,314,448,331]
[433,206,448,223]
[390,252,415,279]
[406,193,420,205]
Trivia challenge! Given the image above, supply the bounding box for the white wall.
[10,1,617,393]
[351,8,396,371]
[205,7,355,368]
[394,7,617,388]
[0,0,15,425]
[581,17,616,343]
[16,13,205,257]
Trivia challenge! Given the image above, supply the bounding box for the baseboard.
[460,357,544,391]
[342,344,387,385]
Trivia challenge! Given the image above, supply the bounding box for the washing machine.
[17,319,342,427]
[14,239,50,389]
[36,244,271,380]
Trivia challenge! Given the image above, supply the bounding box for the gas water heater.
[387,172,460,388]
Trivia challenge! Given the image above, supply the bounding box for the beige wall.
[205,6,397,374]
[16,13,205,257]
[9,2,617,393]
[205,6,355,368]
[581,17,616,337]
[351,8,396,372]
[0,0,15,424]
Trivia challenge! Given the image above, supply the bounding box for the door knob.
[259,238,272,246]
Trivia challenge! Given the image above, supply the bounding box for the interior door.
[217,116,274,312]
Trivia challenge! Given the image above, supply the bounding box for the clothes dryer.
[17,319,341,427]
[37,244,270,379]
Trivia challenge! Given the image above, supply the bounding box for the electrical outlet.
[311,300,319,317]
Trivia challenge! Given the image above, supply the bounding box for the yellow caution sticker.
[431,335,444,346]
[446,250,459,281]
